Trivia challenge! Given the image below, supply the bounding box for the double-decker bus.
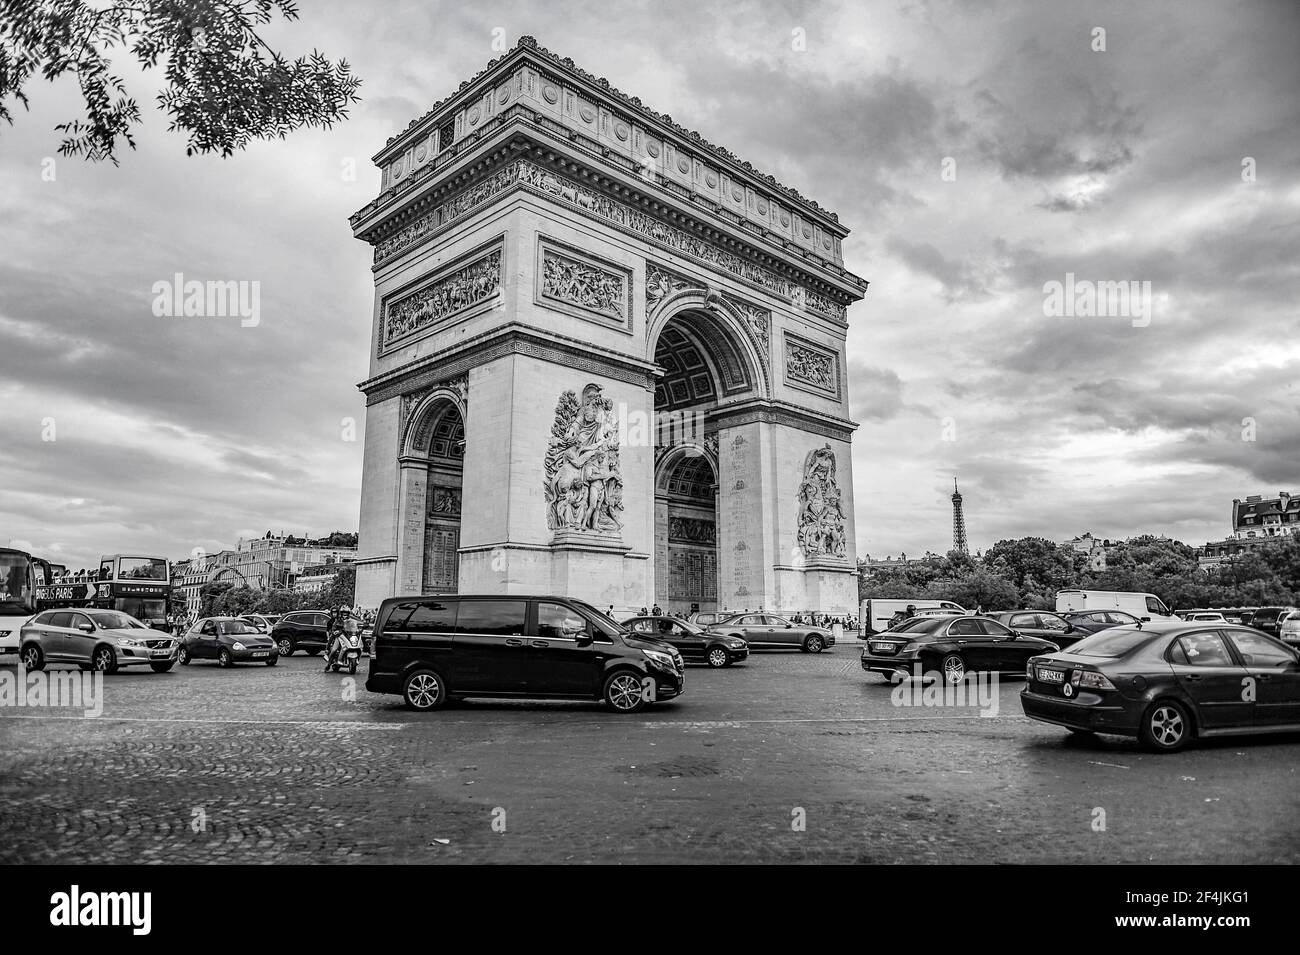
[92,555,172,629]
[0,547,44,652]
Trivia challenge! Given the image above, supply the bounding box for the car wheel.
[403,668,446,711]
[265,655,278,667]
[178,645,191,665]
[348,659,358,675]
[1140,700,1191,753]
[276,637,293,657]
[92,646,118,673]
[604,671,647,712]
[218,648,233,668]
[19,644,44,671]
[804,634,825,653]
[707,647,729,668]
[941,653,966,684]
[150,661,174,673]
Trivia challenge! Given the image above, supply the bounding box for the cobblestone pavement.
[2,647,1298,863]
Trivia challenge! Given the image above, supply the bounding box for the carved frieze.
[543,383,624,535]
[797,444,846,559]
[668,516,716,546]
[645,262,703,311]
[382,247,502,351]
[783,333,839,398]
[725,296,771,359]
[371,160,849,318]
[428,487,462,517]
[537,240,631,329]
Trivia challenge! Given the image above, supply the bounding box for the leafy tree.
[0,0,361,163]
[318,564,355,609]
[321,531,358,548]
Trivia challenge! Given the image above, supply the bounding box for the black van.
[365,594,685,712]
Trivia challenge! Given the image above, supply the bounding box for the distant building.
[1060,532,1111,572]
[1232,492,1300,539]
[172,533,359,616]
[1197,491,1298,567]
[294,561,353,594]
[951,479,969,556]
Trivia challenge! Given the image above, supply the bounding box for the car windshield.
[1067,627,1156,657]
[215,620,257,635]
[117,557,169,580]
[889,617,948,634]
[0,553,33,612]
[88,611,145,630]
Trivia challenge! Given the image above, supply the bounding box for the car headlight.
[643,648,675,668]
[1026,661,1034,680]
[1071,670,1115,690]
[117,638,143,648]
[232,641,246,651]
[728,640,746,649]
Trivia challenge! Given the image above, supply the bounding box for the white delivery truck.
[858,598,967,637]
[1054,589,1177,621]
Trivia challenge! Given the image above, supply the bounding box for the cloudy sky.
[1,0,1297,571]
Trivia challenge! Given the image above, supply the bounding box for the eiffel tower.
[951,478,969,556]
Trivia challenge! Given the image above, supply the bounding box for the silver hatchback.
[19,608,178,673]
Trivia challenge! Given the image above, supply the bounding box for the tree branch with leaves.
[0,0,361,163]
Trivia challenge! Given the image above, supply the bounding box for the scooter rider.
[323,606,345,671]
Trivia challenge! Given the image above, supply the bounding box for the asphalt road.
[1,645,1297,864]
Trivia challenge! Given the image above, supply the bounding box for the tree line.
[859,535,1300,612]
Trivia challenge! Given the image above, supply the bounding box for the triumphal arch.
[350,37,868,616]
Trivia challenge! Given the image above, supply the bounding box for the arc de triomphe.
[349,37,868,616]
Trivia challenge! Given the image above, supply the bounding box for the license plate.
[1037,668,1064,683]
[872,643,895,653]
[252,651,269,658]
[151,650,171,657]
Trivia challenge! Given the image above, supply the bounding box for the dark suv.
[1247,606,1297,638]
[271,610,330,656]
[365,595,685,712]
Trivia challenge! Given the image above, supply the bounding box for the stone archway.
[654,443,719,614]
[399,388,466,595]
[647,302,763,614]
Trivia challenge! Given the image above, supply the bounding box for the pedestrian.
[639,606,648,615]
[652,603,662,616]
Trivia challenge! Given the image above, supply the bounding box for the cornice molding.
[358,323,659,406]
[375,36,843,228]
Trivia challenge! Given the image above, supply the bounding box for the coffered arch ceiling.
[652,308,755,412]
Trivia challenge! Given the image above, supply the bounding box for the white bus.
[0,547,45,653]
[1054,589,1176,621]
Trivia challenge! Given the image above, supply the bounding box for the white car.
[1279,610,1300,649]
[1182,612,1227,622]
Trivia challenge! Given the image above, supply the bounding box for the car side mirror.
[1141,616,1151,623]
[785,623,793,629]
[574,632,593,647]
[78,622,94,633]
[1065,624,1075,632]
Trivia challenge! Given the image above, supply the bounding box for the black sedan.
[1062,609,1141,636]
[861,614,1061,684]
[986,610,1083,649]
[1021,622,1300,752]
[180,617,279,667]
[622,615,748,667]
